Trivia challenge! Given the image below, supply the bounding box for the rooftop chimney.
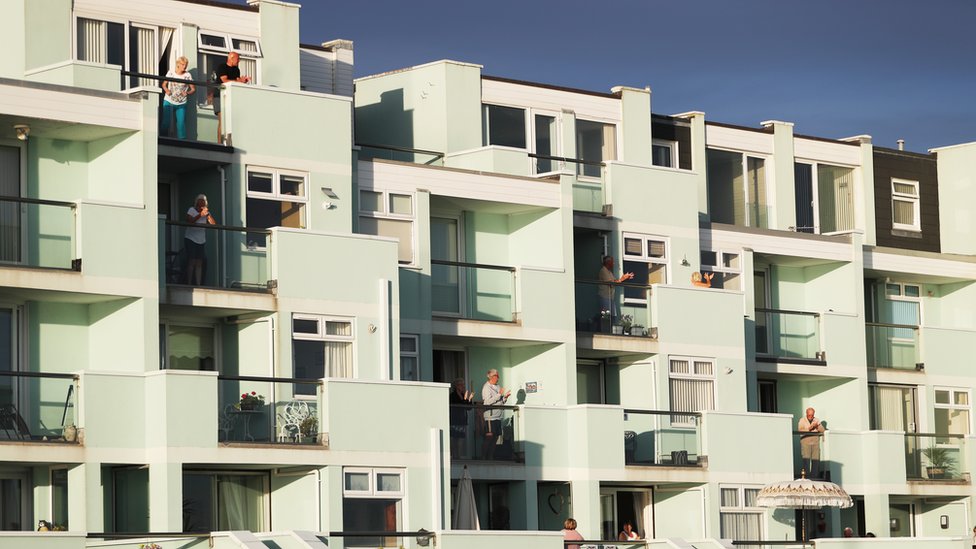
[897,139,905,151]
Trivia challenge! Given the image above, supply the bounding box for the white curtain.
[325,341,352,378]
[133,26,156,87]
[633,491,650,539]
[159,27,174,71]
[875,386,908,431]
[720,512,761,542]
[77,18,104,63]
[217,475,261,531]
[0,147,20,263]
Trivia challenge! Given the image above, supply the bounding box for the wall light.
[940,515,949,529]
[13,124,30,141]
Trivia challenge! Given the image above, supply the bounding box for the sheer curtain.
[133,26,156,87]
[217,475,262,531]
[720,512,761,542]
[324,341,352,378]
[874,386,908,431]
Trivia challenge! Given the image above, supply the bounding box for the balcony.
[865,322,920,370]
[123,70,229,148]
[449,404,520,462]
[575,280,654,337]
[217,375,322,445]
[905,433,967,482]
[432,260,516,322]
[0,371,79,444]
[162,220,273,292]
[0,196,79,271]
[792,431,827,479]
[755,308,823,364]
[623,410,702,467]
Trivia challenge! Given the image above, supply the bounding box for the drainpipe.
[217,165,227,286]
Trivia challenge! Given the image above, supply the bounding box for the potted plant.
[620,314,633,335]
[236,391,266,411]
[921,445,956,479]
[599,309,611,333]
[300,416,318,441]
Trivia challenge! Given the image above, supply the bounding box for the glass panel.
[399,356,418,381]
[201,33,227,49]
[723,253,740,269]
[247,172,274,194]
[106,22,125,67]
[720,488,738,507]
[893,200,915,225]
[624,238,642,256]
[948,408,969,435]
[647,263,666,285]
[400,336,417,353]
[647,240,666,258]
[576,362,604,405]
[345,472,370,492]
[744,489,760,507]
[280,175,304,197]
[534,115,557,173]
[577,120,613,178]
[700,251,717,266]
[893,182,917,195]
[325,321,351,336]
[359,217,413,263]
[904,285,920,298]
[746,157,767,228]
[885,284,901,296]
[52,469,68,530]
[359,190,382,212]
[706,148,744,226]
[389,194,412,216]
[324,341,353,378]
[182,473,211,532]
[115,468,150,532]
[293,318,319,335]
[377,473,401,492]
[216,474,264,531]
[935,390,950,404]
[343,498,400,547]
[246,197,304,233]
[485,105,526,149]
[167,325,215,371]
[652,143,673,168]
[232,38,259,54]
[294,340,325,383]
[955,392,969,406]
[817,164,855,233]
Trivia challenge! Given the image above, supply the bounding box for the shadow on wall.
[355,89,416,157]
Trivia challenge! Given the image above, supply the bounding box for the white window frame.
[891,178,921,232]
[245,166,308,245]
[668,356,715,427]
[622,232,670,305]
[718,485,766,540]
[342,467,405,498]
[652,138,678,169]
[699,249,741,290]
[482,103,528,150]
[707,147,771,229]
[292,314,356,381]
[794,160,858,235]
[529,109,563,176]
[399,334,420,381]
[575,117,619,181]
[933,387,971,438]
[198,31,264,58]
[358,189,417,266]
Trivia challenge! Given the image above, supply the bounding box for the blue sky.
[254,0,974,152]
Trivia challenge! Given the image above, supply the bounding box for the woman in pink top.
[561,518,584,549]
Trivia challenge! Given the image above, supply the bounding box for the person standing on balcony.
[208,52,251,144]
[185,194,216,285]
[598,255,634,329]
[798,407,826,477]
[449,378,474,458]
[562,518,584,549]
[618,521,640,541]
[481,369,510,460]
[160,56,195,139]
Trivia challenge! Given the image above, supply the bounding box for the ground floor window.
[343,468,404,546]
[182,471,267,532]
[720,486,763,541]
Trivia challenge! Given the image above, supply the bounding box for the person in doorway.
[597,255,634,330]
[798,407,826,478]
[185,194,216,285]
[449,378,474,458]
[160,56,195,139]
[562,518,584,549]
[208,52,251,144]
[618,521,640,541]
[481,368,511,460]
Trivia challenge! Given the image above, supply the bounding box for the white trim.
[342,467,405,498]
[358,189,417,266]
[399,334,420,381]
[667,355,716,427]
[933,386,971,437]
[291,314,356,379]
[652,138,678,169]
[621,232,670,305]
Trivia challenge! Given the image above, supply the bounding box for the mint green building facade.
[0,1,973,548]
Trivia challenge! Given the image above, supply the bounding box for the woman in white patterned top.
[161,56,195,139]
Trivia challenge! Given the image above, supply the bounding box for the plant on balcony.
[140,544,163,549]
[236,391,266,411]
[300,416,318,439]
[921,445,956,479]
[620,314,633,334]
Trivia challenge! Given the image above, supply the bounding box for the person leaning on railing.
[208,52,251,144]
[481,369,510,460]
[798,407,826,478]
[598,255,634,321]
[185,194,216,286]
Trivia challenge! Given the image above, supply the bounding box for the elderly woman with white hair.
[481,368,511,460]
[185,194,216,285]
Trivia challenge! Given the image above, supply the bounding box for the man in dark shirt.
[208,51,251,144]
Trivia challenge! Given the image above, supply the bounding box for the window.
[292,315,354,393]
[343,468,404,547]
[719,486,764,542]
[668,357,714,426]
[0,471,29,531]
[160,323,216,371]
[934,388,970,437]
[868,384,916,431]
[707,149,767,229]
[399,335,419,381]
[197,30,261,96]
[482,104,527,149]
[652,139,678,168]
[576,119,616,178]
[358,190,415,264]
[699,250,740,290]
[533,114,559,174]
[51,468,68,530]
[76,18,157,87]
[182,471,268,533]
[794,162,855,234]
[246,167,307,246]
[622,233,668,303]
[892,178,921,232]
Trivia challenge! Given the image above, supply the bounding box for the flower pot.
[926,466,947,479]
[600,318,611,333]
[612,325,623,335]
[63,424,77,442]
